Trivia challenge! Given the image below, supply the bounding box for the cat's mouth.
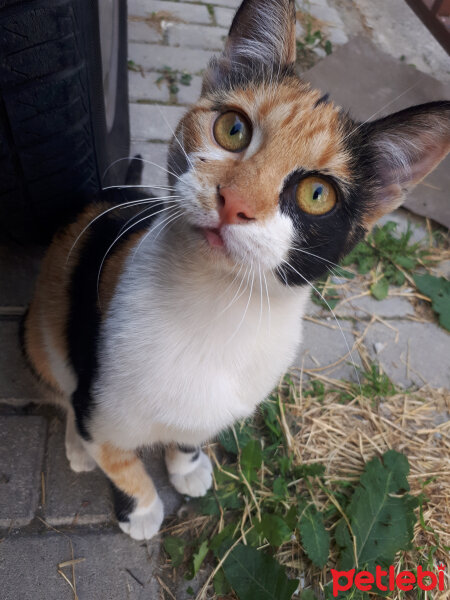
[200,227,225,249]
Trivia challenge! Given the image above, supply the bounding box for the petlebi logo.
[331,564,446,596]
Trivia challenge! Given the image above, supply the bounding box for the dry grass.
[277,384,450,598]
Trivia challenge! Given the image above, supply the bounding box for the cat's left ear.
[203,0,296,91]
[362,101,450,228]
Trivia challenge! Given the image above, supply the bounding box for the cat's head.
[168,0,450,285]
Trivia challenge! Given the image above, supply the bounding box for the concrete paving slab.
[168,23,227,50]
[176,74,203,105]
[0,416,46,526]
[334,294,415,320]
[0,531,160,600]
[129,142,169,188]
[0,243,43,310]
[0,319,41,403]
[43,416,182,526]
[214,6,235,28]
[302,37,450,228]
[292,319,361,381]
[130,104,186,141]
[356,320,450,389]
[128,0,212,25]
[44,417,112,526]
[128,42,215,74]
[128,19,163,44]
[128,71,171,103]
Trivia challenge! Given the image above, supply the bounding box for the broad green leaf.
[273,477,289,499]
[395,255,416,270]
[336,450,418,571]
[370,277,389,300]
[285,504,298,530]
[299,506,330,568]
[240,440,262,483]
[414,274,450,331]
[255,513,292,547]
[218,423,253,454]
[210,524,235,558]
[222,543,298,600]
[163,536,185,568]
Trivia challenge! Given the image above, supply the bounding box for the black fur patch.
[177,444,199,454]
[110,481,136,523]
[314,93,329,108]
[66,189,163,440]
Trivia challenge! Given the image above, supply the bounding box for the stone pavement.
[1,1,449,599]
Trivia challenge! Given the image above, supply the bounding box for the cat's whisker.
[66,196,180,265]
[96,204,179,307]
[103,156,184,184]
[341,81,420,143]
[132,207,184,263]
[262,271,271,334]
[116,199,179,237]
[209,262,250,327]
[226,262,255,345]
[257,264,263,334]
[157,106,195,173]
[279,259,362,394]
[102,184,176,192]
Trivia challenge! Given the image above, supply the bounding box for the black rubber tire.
[0,0,130,243]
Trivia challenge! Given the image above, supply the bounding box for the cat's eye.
[213,111,252,152]
[296,177,337,215]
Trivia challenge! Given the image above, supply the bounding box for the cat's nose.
[217,186,256,225]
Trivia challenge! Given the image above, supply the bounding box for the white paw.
[169,451,213,497]
[118,496,164,540]
[66,445,97,473]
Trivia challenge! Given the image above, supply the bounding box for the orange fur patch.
[99,443,157,509]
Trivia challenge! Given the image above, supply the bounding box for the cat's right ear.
[202,0,296,92]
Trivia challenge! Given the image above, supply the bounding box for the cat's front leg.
[165,444,213,497]
[89,442,164,540]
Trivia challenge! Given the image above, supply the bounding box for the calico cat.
[24,0,450,540]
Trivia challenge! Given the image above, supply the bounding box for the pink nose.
[218,187,256,225]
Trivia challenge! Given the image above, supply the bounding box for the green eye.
[213,111,252,152]
[296,177,337,215]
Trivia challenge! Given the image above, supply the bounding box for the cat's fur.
[23,0,450,540]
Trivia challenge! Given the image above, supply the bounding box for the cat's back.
[24,191,160,395]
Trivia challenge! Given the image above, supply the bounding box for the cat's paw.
[66,444,97,473]
[118,496,164,540]
[169,451,213,497]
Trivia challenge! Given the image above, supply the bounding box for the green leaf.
[222,543,298,600]
[414,274,450,331]
[336,450,418,571]
[293,463,326,479]
[218,423,253,454]
[191,540,209,577]
[210,524,235,558]
[163,536,185,568]
[301,590,318,600]
[214,568,232,596]
[273,477,289,499]
[240,440,262,483]
[395,255,416,270]
[186,586,194,596]
[370,277,389,300]
[255,513,292,547]
[299,506,330,568]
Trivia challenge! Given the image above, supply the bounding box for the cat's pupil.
[230,122,242,136]
[312,185,323,201]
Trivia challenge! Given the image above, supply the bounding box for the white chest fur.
[91,226,309,449]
